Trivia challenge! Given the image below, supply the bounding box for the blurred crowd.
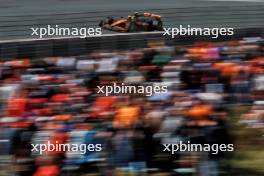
[0,37,263,176]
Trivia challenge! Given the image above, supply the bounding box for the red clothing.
[7,98,27,117]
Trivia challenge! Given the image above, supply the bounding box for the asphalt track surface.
[0,0,263,41]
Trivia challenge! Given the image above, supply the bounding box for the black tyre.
[128,21,137,32]
[157,21,163,31]
[99,20,104,27]
[107,17,114,25]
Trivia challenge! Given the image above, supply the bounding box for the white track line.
[0,31,164,44]
[210,0,264,1]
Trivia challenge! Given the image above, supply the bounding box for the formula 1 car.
[99,12,163,32]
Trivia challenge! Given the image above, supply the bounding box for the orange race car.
[99,12,163,32]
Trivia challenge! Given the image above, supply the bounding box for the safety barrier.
[0,27,263,59]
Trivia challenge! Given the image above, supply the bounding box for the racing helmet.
[134,12,139,17]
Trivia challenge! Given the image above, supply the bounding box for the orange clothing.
[51,94,70,102]
[113,106,140,128]
[187,105,213,120]
[53,114,73,121]
[91,96,117,118]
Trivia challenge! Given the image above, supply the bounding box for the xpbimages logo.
[31,141,102,155]
[96,82,168,96]
[163,141,234,155]
[31,25,102,38]
[163,25,234,39]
